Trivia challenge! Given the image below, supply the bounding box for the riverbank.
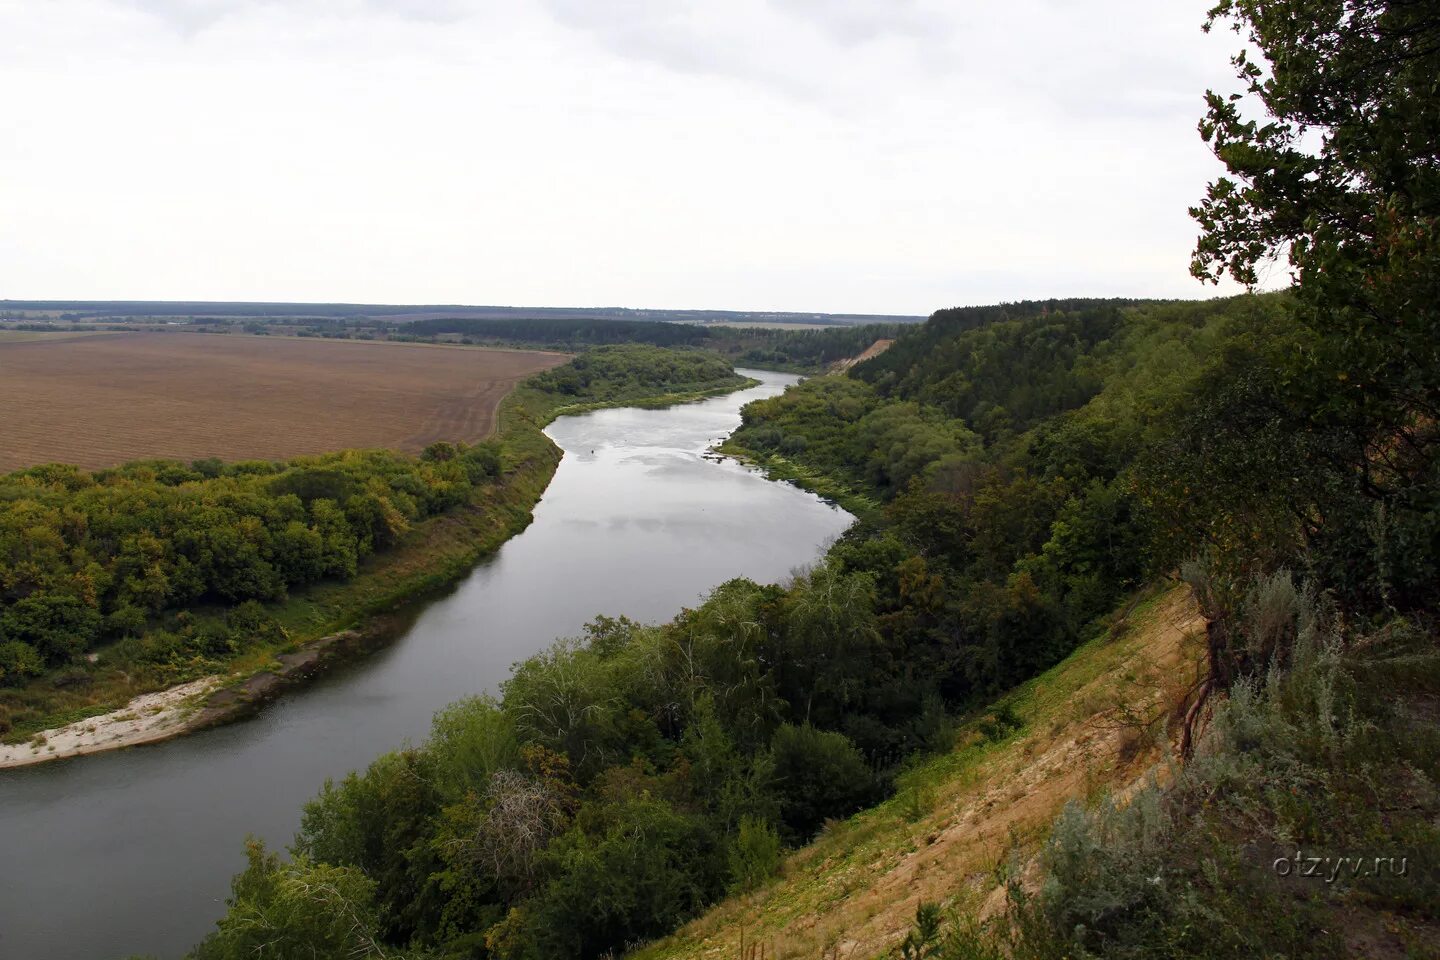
[713,438,881,520]
[0,676,222,767]
[0,371,760,768]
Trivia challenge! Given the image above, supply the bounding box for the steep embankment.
[633,585,1204,960]
[829,338,894,373]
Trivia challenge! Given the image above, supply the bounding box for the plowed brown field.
[0,333,568,472]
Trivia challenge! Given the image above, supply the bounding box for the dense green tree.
[502,639,623,777]
[501,797,719,960]
[191,841,391,960]
[767,724,875,839]
[1186,0,1440,610]
[0,593,103,665]
[295,749,446,943]
[428,695,522,801]
[775,564,880,726]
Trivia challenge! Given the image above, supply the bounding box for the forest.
[404,317,715,349]
[0,444,502,683]
[0,344,749,738]
[183,314,902,373]
[181,1,1438,956]
[526,345,745,400]
[395,318,904,373]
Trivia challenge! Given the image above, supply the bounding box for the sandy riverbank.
[0,676,222,769]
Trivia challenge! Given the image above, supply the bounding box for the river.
[0,371,852,960]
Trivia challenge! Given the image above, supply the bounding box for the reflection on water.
[0,371,852,960]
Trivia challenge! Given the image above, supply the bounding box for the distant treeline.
[403,316,906,371]
[406,317,713,348]
[0,300,921,325]
[2,309,915,372]
[528,344,743,398]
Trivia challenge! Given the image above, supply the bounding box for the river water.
[0,371,852,960]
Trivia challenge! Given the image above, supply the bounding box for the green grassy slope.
[631,584,1204,960]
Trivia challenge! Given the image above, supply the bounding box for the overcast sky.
[0,0,1255,314]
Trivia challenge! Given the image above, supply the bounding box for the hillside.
[634,585,1204,960]
[829,338,894,373]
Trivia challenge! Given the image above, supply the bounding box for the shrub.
[190,840,386,960]
[460,442,503,482]
[726,815,783,892]
[428,695,521,801]
[0,640,44,685]
[768,724,874,839]
[0,594,103,665]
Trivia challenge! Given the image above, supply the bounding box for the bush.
[460,442,502,483]
[768,724,875,839]
[0,640,43,685]
[191,840,387,960]
[0,594,103,665]
[428,695,521,801]
[727,816,783,893]
[223,600,287,651]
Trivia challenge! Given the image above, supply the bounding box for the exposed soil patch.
[830,338,894,372]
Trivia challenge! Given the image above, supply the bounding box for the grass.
[0,372,760,744]
[628,582,1204,960]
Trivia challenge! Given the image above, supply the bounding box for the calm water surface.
[0,371,851,960]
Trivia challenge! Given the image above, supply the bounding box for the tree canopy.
[1178,0,1440,611]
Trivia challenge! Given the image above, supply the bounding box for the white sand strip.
[0,676,222,768]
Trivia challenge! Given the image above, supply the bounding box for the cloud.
[767,0,948,46]
[0,0,1254,312]
[536,0,955,104]
[120,0,472,33]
